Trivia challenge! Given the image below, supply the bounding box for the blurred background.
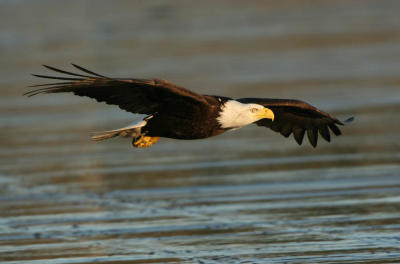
[1,0,400,263]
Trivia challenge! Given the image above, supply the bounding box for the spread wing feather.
[25,64,210,115]
[238,98,346,147]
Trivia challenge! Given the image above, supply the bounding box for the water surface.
[1,0,400,263]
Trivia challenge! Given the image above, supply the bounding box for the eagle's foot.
[132,136,160,148]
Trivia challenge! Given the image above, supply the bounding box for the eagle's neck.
[217,100,254,129]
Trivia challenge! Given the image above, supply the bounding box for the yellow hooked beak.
[255,107,274,121]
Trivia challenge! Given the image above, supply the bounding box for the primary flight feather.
[26,64,350,148]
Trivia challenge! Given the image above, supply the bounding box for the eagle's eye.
[250,108,259,113]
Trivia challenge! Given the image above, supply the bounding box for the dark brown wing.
[238,98,348,147]
[25,64,210,115]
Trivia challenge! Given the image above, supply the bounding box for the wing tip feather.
[293,128,305,145]
[71,63,108,78]
[307,128,318,148]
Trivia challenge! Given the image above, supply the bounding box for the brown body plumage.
[25,64,351,148]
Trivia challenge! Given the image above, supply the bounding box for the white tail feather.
[91,118,149,142]
[91,131,121,141]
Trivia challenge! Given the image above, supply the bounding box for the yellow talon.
[133,136,160,148]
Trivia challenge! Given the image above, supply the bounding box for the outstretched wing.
[238,98,350,147]
[25,64,210,115]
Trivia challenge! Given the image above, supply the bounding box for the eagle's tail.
[91,130,123,141]
[91,118,149,142]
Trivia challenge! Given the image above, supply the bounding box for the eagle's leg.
[132,135,160,148]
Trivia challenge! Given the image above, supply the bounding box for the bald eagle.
[25,64,351,148]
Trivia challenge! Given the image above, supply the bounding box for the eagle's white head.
[217,100,274,129]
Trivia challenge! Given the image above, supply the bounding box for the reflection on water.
[1,0,400,263]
